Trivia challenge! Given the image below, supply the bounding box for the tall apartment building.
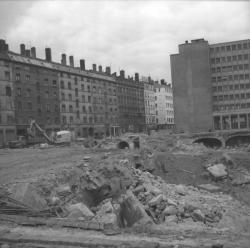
[171,38,250,133]
[116,71,145,132]
[0,39,120,145]
[0,40,16,146]
[141,76,156,130]
[154,80,174,128]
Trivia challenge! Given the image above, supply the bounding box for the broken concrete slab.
[120,191,152,227]
[148,194,163,207]
[207,163,227,179]
[198,184,221,192]
[66,203,94,220]
[9,183,47,211]
[162,205,178,216]
[192,209,206,222]
[232,174,250,186]
[164,215,178,223]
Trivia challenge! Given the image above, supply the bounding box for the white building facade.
[141,76,156,130]
[154,81,174,128]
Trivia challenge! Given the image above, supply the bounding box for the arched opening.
[117,141,129,149]
[225,135,250,147]
[193,137,222,148]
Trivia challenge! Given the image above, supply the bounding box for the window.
[216,58,220,64]
[69,105,73,112]
[70,116,73,123]
[76,99,79,108]
[76,110,80,119]
[69,94,72,101]
[26,89,31,97]
[62,116,67,124]
[5,71,10,80]
[61,93,65,100]
[87,85,90,92]
[89,106,92,113]
[232,55,237,61]
[7,116,13,124]
[38,108,41,116]
[46,104,50,112]
[17,87,21,96]
[62,104,66,112]
[244,54,248,60]
[82,106,86,113]
[81,84,84,91]
[232,44,236,50]
[239,64,243,70]
[227,56,231,62]
[45,91,49,98]
[60,81,64,89]
[26,74,30,81]
[237,44,242,50]
[234,84,239,90]
[82,95,85,103]
[74,77,78,85]
[36,82,40,90]
[88,96,91,103]
[54,105,58,112]
[16,73,20,81]
[68,82,71,90]
[52,80,57,87]
[27,102,32,110]
[238,55,242,61]
[244,64,249,70]
[226,45,231,51]
[245,74,249,79]
[75,88,78,97]
[5,86,11,96]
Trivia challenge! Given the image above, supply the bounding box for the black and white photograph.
[0,0,250,247]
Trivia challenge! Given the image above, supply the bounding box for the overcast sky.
[0,0,249,82]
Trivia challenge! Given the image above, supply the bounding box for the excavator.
[9,120,71,148]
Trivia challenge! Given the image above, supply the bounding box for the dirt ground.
[1,132,250,247]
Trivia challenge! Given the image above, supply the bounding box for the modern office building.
[141,76,156,130]
[171,38,250,133]
[154,80,174,128]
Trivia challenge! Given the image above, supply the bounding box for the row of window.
[61,104,117,113]
[213,93,250,101]
[16,88,57,98]
[211,64,249,73]
[211,54,250,64]
[210,42,250,53]
[61,93,117,105]
[212,83,250,92]
[16,102,59,112]
[62,115,118,124]
[212,73,250,83]
[0,115,14,124]
[213,103,250,111]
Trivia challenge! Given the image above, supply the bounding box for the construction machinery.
[27,119,72,145]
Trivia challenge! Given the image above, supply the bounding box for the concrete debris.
[192,209,206,222]
[232,174,250,186]
[207,163,228,179]
[162,205,178,216]
[198,184,221,192]
[148,194,163,207]
[66,203,94,220]
[164,215,178,223]
[9,183,47,211]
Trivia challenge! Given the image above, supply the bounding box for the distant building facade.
[116,71,145,132]
[171,38,250,133]
[0,39,157,145]
[154,80,174,128]
[141,76,156,130]
[0,40,16,146]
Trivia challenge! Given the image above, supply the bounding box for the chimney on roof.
[120,70,125,78]
[185,40,188,44]
[31,47,36,58]
[0,39,5,52]
[98,65,102,72]
[25,49,31,57]
[61,54,66,65]
[105,66,111,75]
[20,44,25,55]
[160,79,165,85]
[92,64,96,71]
[45,47,52,62]
[80,59,85,70]
[135,72,139,82]
[69,55,74,67]
[148,76,151,82]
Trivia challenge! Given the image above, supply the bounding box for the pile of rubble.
[3,153,250,235]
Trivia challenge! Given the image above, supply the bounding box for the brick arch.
[193,137,223,148]
[225,134,250,147]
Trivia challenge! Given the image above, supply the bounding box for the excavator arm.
[27,120,54,144]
